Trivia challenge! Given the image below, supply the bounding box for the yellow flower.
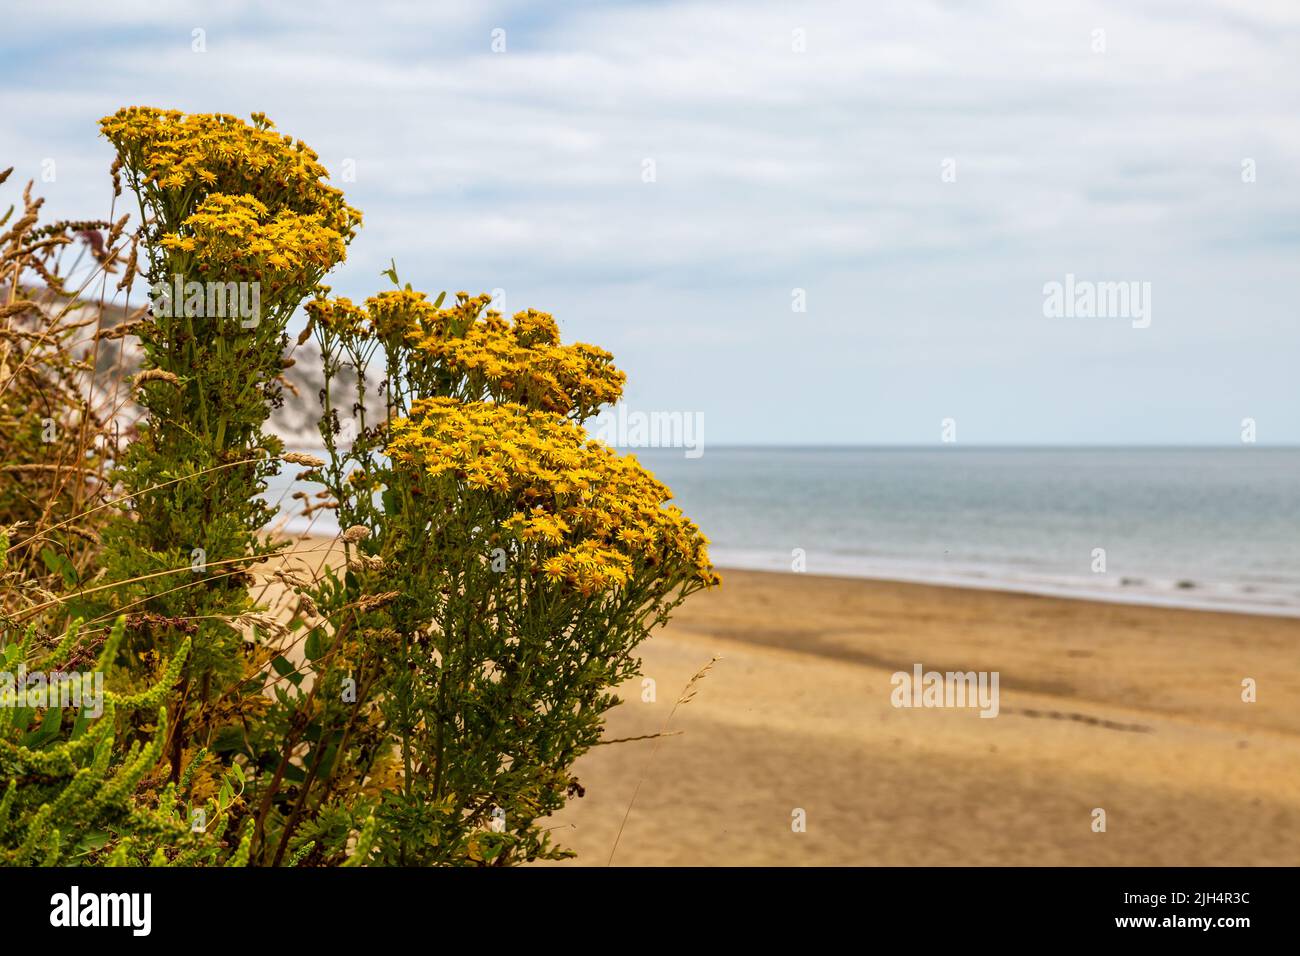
[99,107,362,243]
[408,298,624,421]
[158,193,348,301]
[389,397,716,593]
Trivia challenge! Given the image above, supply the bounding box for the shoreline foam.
[709,549,1300,618]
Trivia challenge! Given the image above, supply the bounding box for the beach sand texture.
[540,569,1300,866]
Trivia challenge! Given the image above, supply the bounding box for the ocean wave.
[707,548,1300,618]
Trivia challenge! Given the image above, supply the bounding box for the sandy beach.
[538,568,1300,866]
[273,538,1300,866]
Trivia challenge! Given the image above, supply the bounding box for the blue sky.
[3,0,1297,444]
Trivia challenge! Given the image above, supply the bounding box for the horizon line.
[630,443,1300,450]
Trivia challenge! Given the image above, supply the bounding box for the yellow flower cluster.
[413,294,625,421]
[100,107,361,240]
[307,289,438,343]
[161,194,348,289]
[388,397,718,594]
[368,289,443,343]
[310,289,625,421]
[304,295,369,338]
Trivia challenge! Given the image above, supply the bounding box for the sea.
[266,447,1300,617]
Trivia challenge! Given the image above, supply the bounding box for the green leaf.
[271,655,302,686]
[39,547,78,588]
[70,708,91,741]
[24,705,64,749]
[74,830,112,855]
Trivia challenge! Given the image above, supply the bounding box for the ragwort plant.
[286,288,719,864]
[94,108,361,790]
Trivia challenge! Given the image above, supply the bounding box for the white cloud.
[3,0,1297,442]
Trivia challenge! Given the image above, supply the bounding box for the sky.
[3,0,1297,445]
